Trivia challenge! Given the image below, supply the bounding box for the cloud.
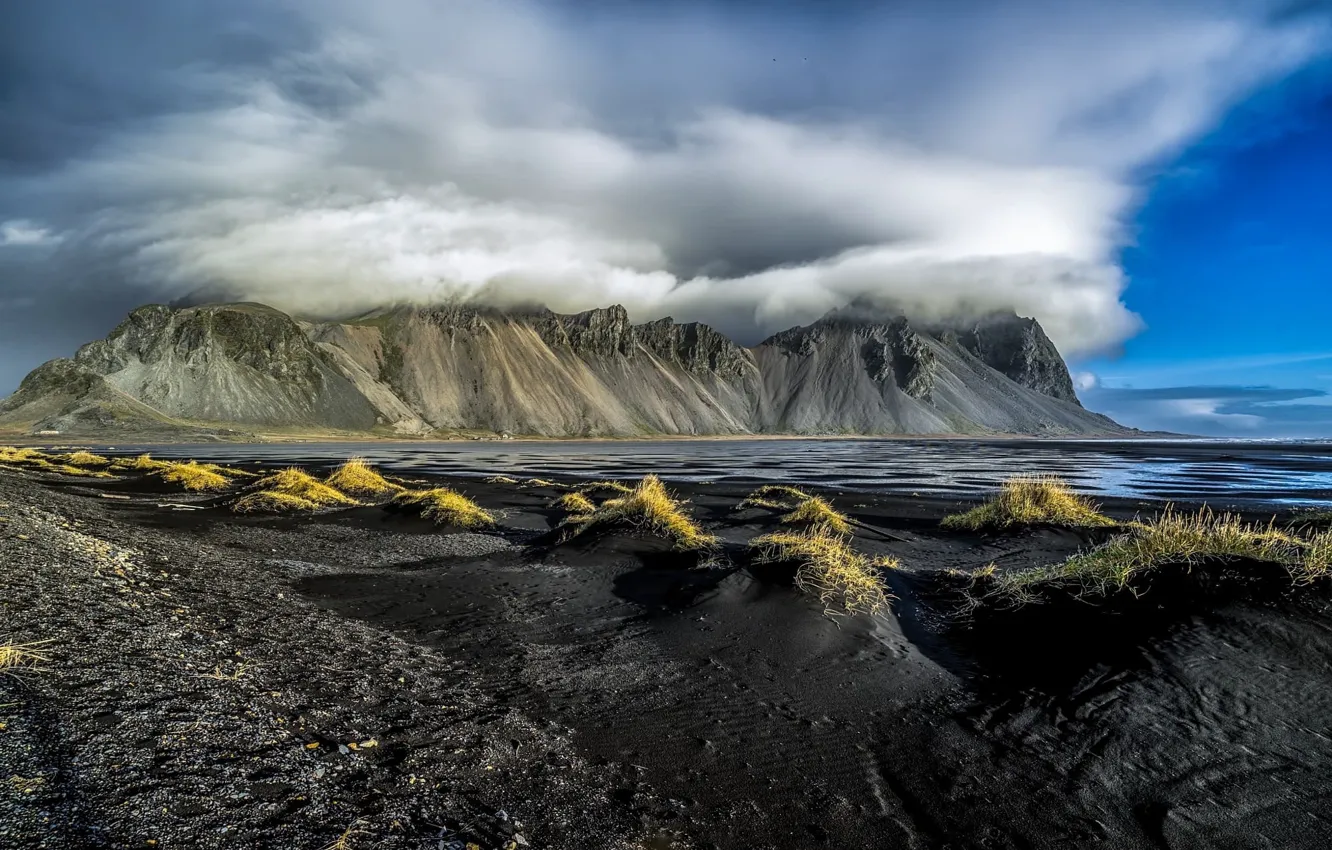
[2,0,1331,393]
[0,220,61,248]
[1082,384,1332,436]
[1072,371,1100,392]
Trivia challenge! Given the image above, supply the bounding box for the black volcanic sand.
[2,464,1332,849]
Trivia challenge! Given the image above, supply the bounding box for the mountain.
[0,300,1129,438]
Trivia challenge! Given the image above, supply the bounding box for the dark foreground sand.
[2,463,1331,849]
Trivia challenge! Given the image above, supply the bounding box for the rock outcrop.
[1,300,1128,437]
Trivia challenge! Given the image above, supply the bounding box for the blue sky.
[1076,60,1332,435]
[2,0,1331,437]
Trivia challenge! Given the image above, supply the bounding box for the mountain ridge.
[0,300,1130,438]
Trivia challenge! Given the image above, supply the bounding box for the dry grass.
[254,468,359,506]
[484,475,520,485]
[989,507,1332,603]
[55,450,110,467]
[0,446,50,464]
[0,447,113,477]
[574,480,634,497]
[749,529,894,616]
[325,458,402,496]
[564,474,716,550]
[157,461,232,492]
[232,491,323,513]
[942,475,1115,531]
[197,462,257,479]
[522,478,560,488]
[115,453,171,472]
[0,639,52,676]
[391,487,495,528]
[739,484,853,535]
[552,491,597,516]
[780,495,852,535]
[739,484,812,510]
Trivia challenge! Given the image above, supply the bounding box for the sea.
[102,438,1332,509]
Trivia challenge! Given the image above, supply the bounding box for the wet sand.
[2,462,1331,849]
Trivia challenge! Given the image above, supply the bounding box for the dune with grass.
[564,474,716,550]
[250,468,360,507]
[740,484,853,535]
[980,507,1332,604]
[749,528,895,616]
[392,487,495,528]
[324,457,402,496]
[552,491,597,517]
[232,491,323,514]
[942,475,1115,531]
[155,460,233,492]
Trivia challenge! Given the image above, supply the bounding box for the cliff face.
[1,303,379,432]
[1,301,1126,437]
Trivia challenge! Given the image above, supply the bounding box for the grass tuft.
[749,528,894,616]
[564,474,716,550]
[0,639,52,676]
[522,478,560,488]
[392,488,495,528]
[232,491,322,513]
[484,475,520,485]
[325,458,402,496]
[987,506,1332,603]
[739,484,852,535]
[0,446,52,466]
[157,461,232,492]
[55,450,110,468]
[254,468,359,506]
[779,495,852,535]
[942,475,1115,531]
[738,484,812,510]
[552,491,597,516]
[574,480,634,497]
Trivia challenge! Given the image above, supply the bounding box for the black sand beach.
[3,457,1331,849]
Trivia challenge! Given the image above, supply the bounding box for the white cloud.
[6,0,1331,353]
[1072,371,1100,392]
[0,221,61,248]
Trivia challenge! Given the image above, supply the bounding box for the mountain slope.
[1,301,1129,437]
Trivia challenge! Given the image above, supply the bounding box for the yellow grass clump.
[739,484,853,535]
[197,462,257,479]
[484,475,520,485]
[522,478,560,488]
[0,639,52,676]
[0,447,113,477]
[749,529,895,616]
[552,491,597,516]
[574,480,634,497]
[324,458,401,496]
[739,484,812,510]
[156,461,232,492]
[392,487,495,528]
[780,495,852,535]
[941,475,1115,531]
[564,474,716,550]
[55,450,110,468]
[990,507,1332,603]
[232,491,323,514]
[0,446,51,465]
[255,468,359,506]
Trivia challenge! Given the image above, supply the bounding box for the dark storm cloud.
[2,0,1331,393]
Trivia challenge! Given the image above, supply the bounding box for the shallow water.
[104,438,1332,508]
